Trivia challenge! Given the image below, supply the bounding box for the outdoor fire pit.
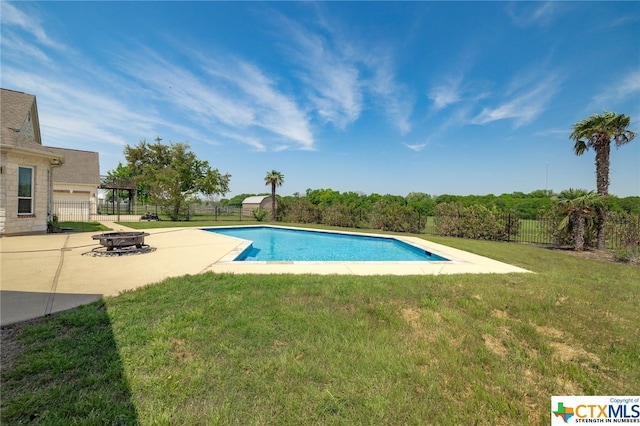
[90,231,152,255]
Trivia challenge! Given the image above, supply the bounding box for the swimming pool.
[205,226,449,262]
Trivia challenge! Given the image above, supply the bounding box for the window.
[18,166,34,214]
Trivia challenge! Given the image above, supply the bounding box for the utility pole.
[545,162,549,195]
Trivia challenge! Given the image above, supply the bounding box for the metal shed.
[242,195,273,217]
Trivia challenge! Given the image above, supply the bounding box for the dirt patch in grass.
[550,341,601,365]
[482,333,509,359]
[545,246,636,265]
[0,320,31,372]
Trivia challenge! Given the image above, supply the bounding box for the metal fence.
[429,211,639,249]
[51,201,638,249]
[51,201,253,223]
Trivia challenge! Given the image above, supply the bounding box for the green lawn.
[57,221,111,233]
[1,234,638,425]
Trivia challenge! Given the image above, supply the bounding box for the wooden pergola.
[99,176,137,214]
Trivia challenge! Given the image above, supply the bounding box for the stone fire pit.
[90,231,152,255]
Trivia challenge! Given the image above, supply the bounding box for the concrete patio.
[1,225,529,326]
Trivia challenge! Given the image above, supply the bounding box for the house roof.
[1,88,35,132]
[242,195,271,204]
[49,147,100,185]
[0,88,62,162]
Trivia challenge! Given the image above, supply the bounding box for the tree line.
[220,189,640,219]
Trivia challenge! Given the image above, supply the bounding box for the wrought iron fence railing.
[51,201,252,223]
[50,201,638,249]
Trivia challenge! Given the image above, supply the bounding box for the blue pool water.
[205,226,448,262]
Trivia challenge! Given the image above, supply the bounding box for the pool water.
[205,226,449,262]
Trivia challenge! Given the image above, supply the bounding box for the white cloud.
[428,77,462,110]
[113,46,315,151]
[232,61,314,149]
[506,1,557,28]
[404,142,428,152]
[280,12,413,134]
[0,30,51,63]
[0,1,65,49]
[215,130,267,152]
[588,70,640,110]
[287,24,363,129]
[472,75,559,127]
[1,67,163,147]
[367,58,413,134]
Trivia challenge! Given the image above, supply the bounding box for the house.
[48,147,100,221]
[0,88,64,236]
[242,195,273,217]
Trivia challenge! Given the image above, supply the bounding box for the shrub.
[434,203,519,241]
[252,208,268,222]
[321,203,361,228]
[281,198,320,224]
[47,214,61,233]
[370,199,421,233]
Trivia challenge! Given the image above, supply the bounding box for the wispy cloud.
[472,74,559,127]
[506,1,557,28]
[112,45,315,151]
[0,2,65,49]
[214,130,267,152]
[278,11,413,134]
[403,142,428,152]
[367,56,413,134]
[588,70,640,110]
[0,30,52,63]
[1,66,164,148]
[284,21,363,130]
[428,75,466,110]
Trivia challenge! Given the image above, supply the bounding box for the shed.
[242,195,273,217]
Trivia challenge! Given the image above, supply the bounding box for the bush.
[47,214,61,233]
[369,199,421,233]
[321,203,360,228]
[252,208,268,222]
[281,198,320,224]
[434,203,519,241]
[612,246,640,264]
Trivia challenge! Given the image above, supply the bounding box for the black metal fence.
[51,201,638,249]
[51,201,253,223]
[430,211,639,249]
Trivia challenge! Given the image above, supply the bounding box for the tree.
[124,139,231,221]
[264,170,284,221]
[570,111,636,249]
[553,189,604,252]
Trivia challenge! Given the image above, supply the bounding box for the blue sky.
[2,1,639,198]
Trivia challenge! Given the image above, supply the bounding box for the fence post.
[506,213,511,242]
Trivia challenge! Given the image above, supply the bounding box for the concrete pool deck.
[0,225,529,326]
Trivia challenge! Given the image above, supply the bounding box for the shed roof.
[49,147,100,185]
[242,195,270,204]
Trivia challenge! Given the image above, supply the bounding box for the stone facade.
[1,88,62,236]
[0,150,54,235]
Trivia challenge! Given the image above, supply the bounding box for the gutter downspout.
[49,158,63,226]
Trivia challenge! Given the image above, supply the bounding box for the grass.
[1,232,638,425]
[57,221,110,233]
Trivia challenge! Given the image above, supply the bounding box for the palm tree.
[264,170,284,221]
[554,189,603,252]
[569,111,636,249]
